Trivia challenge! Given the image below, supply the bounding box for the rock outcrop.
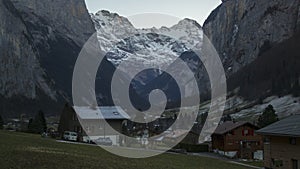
[0,0,95,117]
[0,0,48,99]
[203,0,300,74]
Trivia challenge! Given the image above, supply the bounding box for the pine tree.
[223,114,233,122]
[292,80,300,97]
[28,110,47,134]
[28,118,33,132]
[0,115,3,129]
[200,112,208,125]
[258,105,278,128]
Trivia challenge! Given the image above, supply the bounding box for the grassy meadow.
[0,131,253,169]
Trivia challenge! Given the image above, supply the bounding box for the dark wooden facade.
[212,122,263,159]
[58,104,83,138]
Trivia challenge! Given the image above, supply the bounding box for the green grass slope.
[0,131,251,169]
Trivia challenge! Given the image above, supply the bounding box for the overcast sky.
[85,0,222,28]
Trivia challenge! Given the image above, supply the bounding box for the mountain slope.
[203,0,300,119]
[228,30,300,100]
[0,0,52,99]
[0,0,95,118]
[91,10,207,108]
[203,0,300,74]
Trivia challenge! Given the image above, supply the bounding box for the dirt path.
[189,152,263,169]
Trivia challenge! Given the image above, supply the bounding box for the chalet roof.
[256,115,300,137]
[213,121,254,135]
[74,106,130,120]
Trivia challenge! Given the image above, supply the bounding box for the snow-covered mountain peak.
[138,18,203,50]
[177,18,201,27]
[94,10,133,27]
[91,10,138,52]
[159,18,203,50]
[91,10,203,66]
[107,33,188,70]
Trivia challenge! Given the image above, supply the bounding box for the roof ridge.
[257,115,300,137]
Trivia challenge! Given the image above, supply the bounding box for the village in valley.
[1,0,300,168]
[1,101,299,169]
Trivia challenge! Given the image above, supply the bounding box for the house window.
[113,112,120,115]
[249,129,254,136]
[256,141,260,146]
[292,159,298,169]
[86,126,91,133]
[76,126,82,133]
[272,159,283,167]
[243,129,249,136]
[290,138,297,145]
[228,130,235,136]
[91,126,95,133]
[264,137,270,144]
[242,129,254,136]
[72,114,77,121]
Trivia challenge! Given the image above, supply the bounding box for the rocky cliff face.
[11,0,94,46]
[0,0,50,99]
[203,0,300,74]
[0,0,95,117]
[203,0,300,118]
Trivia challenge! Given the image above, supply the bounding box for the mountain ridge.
[0,1,299,120]
[91,10,206,107]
